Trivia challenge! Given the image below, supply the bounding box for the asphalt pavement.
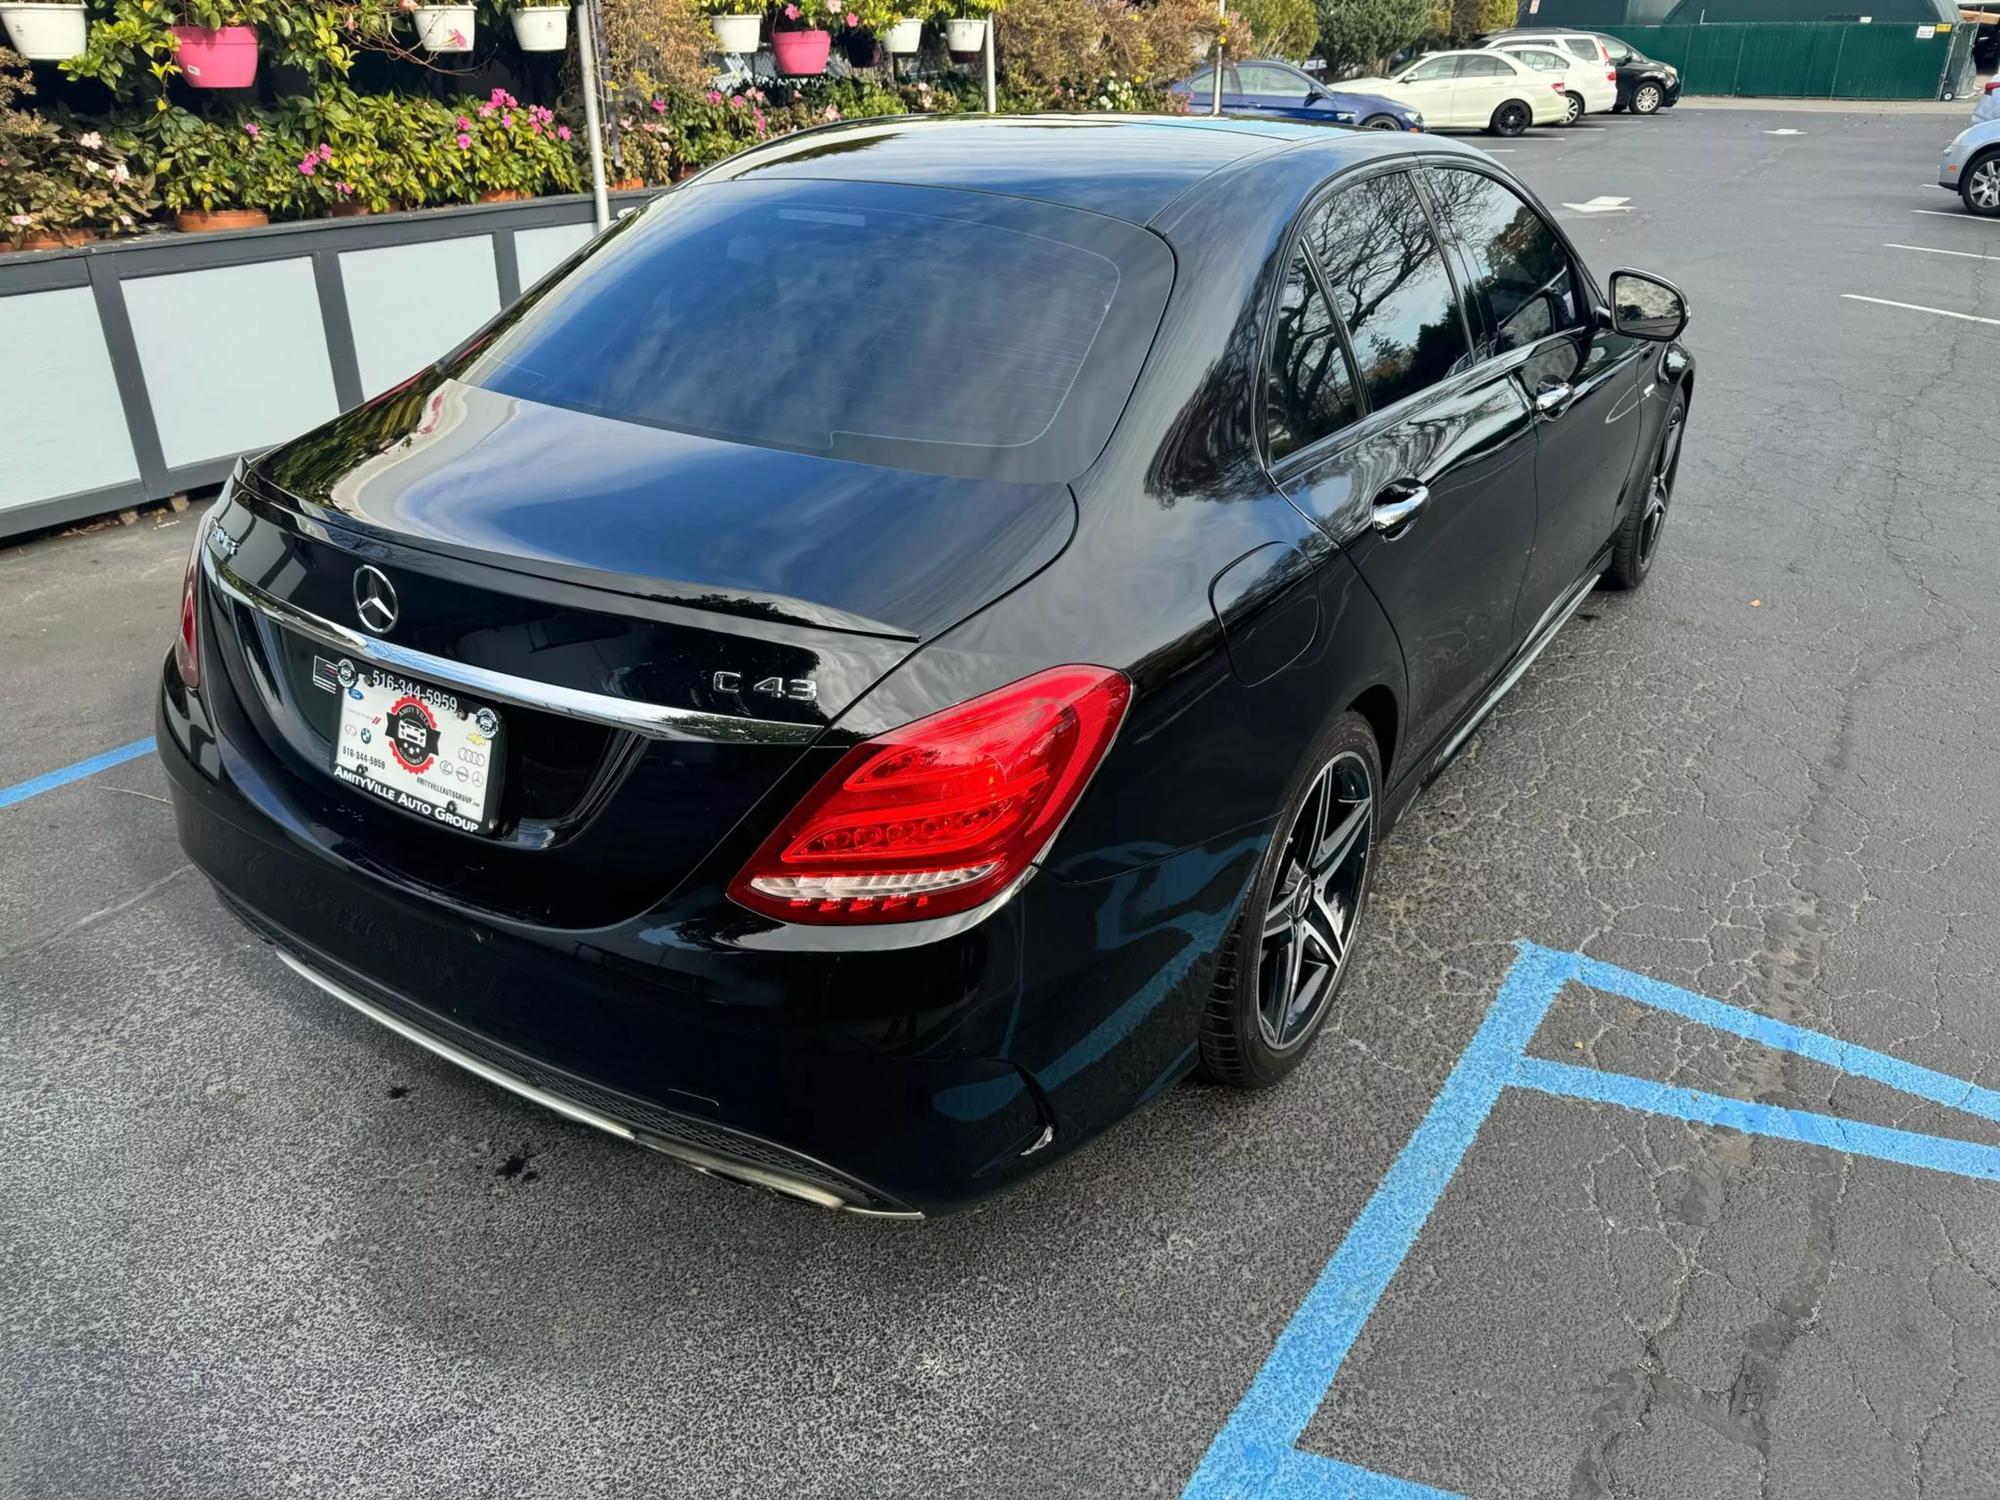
[5,102,2000,1499]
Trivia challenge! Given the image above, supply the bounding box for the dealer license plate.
[331,663,504,835]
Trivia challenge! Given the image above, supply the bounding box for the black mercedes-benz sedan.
[160,115,1693,1217]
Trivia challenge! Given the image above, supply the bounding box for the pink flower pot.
[770,27,830,75]
[170,25,259,88]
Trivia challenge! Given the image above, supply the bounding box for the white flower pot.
[882,16,921,52]
[509,5,568,50]
[944,16,984,51]
[0,2,88,61]
[709,12,761,53]
[410,3,475,52]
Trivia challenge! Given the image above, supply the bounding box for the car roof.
[702,113,1437,226]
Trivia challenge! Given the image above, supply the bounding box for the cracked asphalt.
[5,103,1999,1498]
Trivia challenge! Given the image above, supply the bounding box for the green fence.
[1600,21,1976,98]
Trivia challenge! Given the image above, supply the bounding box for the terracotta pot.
[175,207,269,233]
[169,24,259,88]
[477,188,527,203]
[5,227,95,252]
[770,26,830,75]
[609,176,644,191]
[329,201,373,217]
[672,164,696,182]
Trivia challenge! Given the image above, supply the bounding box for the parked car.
[1345,49,1571,135]
[1484,38,1617,124]
[1170,59,1424,131]
[1972,76,2000,126]
[1941,115,2000,215]
[159,115,1694,1217]
[1482,27,1681,114]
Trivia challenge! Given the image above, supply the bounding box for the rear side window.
[1563,37,1599,59]
[454,180,1172,482]
[1238,62,1307,94]
[1264,252,1359,461]
[1425,167,1579,357]
[1306,173,1470,413]
[1404,56,1456,82]
[1508,48,1565,71]
[1459,55,1511,77]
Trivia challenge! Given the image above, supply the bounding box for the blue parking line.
[1183,941,2000,1500]
[0,738,157,810]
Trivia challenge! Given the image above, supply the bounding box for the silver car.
[1940,116,2000,217]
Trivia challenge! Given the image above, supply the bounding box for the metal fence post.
[575,0,611,230]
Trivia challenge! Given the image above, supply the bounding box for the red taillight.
[1552,81,1567,92]
[1987,80,2000,94]
[1607,70,1617,82]
[729,665,1132,925]
[173,520,203,690]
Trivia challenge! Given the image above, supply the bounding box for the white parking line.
[1885,241,2000,261]
[1842,294,2000,327]
[1914,208,1996,222]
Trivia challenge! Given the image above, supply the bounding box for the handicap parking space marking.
[1560,195,1631,215]
[0,737,157,811]
[1842,293,2000,328]
[1182,941,2000,1500]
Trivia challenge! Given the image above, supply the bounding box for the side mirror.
[1607,269,1689,341]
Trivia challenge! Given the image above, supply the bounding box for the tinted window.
[1507,47,1565,71]
[1264,253,1359,461]
[1307,173,1470,412]
[459,182,1166,480]
[1238,63,1308,94]
[1563,37,1597,58]
[1185,67,1215,90]
[1404,56,1456,81]
[1459,54,1511,77]
[1425,167,1578,357]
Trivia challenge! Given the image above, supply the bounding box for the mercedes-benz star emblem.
[353,565,398,635]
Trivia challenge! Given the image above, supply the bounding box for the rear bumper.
[158,660,1066,1216]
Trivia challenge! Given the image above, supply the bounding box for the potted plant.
[881,14,920,52]
[507,0,566,51]
[769,0,834,75]
[2,50,155,248]
[0,0,88,61]
[701,0,758,54]
[457,87,578,202]
[612,97,673,186]
[169,0,266,87]
[943,0,988,55]
[138,107,293,230]
[404,0,474,52]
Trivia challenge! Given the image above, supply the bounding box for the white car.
[1486,40,1616,124]
[1346,50,1571,136]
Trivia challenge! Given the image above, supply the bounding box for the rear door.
[1270,168,1540,763]
[1454,52,1522,128]
[1420,162,1650,630]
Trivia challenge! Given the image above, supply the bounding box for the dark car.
[1481,27,1681,113]
[1171,58,1425,130]
[160,116,1693,1217]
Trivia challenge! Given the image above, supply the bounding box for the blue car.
[1170,58,1424,132]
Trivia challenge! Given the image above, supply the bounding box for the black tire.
[1630,81,1663,114]
[1563,91,1585,125]
[1604,391,1685,590]
[1197,712,1381,1088]
[1489,100,1531,137]
[1961,150,2000,218]
[1360,113,1401,130]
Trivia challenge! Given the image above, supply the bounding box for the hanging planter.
[176,208,269,233]
[770,25,829,73]
[0,2,89,61]
[708,12,760,52]
[881,16,920,52]
[943,16,984,51]
[509,3,568,50]
[169,24,260,88]
[410,3,475,51]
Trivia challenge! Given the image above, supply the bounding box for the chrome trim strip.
[204,548,822,746]
[274,949,921,1217]
[1434,569,1603,770]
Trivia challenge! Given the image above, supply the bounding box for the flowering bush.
[131,106,306,214]
[772,0,844,32]
[1,48,157,243]
[614,97,677,183]
[456,87,580,198]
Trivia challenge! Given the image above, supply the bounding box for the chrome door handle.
[1371,482,1429,534]
[1533,382,1575,418]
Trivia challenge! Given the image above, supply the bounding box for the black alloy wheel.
[1606,392,1685,589]
[1490,100,1531,136]
[1631,81,1663,114]
[1563,91,1585,125]
[1198,714,1380,1086]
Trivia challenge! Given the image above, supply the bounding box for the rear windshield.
[455,179,1174,482]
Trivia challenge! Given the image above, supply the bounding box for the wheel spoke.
[1313,796,1371,879]
[1302,898,1346,970]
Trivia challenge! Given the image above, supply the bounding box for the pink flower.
[479,102,496,117]
[119,213,133,227]
[824,0,837,11]
[729,95,744,109]
[456,131,473,149]
[502,112,513,127]
[243,121,260,137]
[705,89,722,103]
[298,158,316,175]
[456,114,471,129]
[749,88,765,102]
[651,97,667,112]
[317,143,333,162]
[113,162,130,183]
[336,179,354,197]
[783,3,798,16]
[7,213,29,227]
[557,125,571,141]
[845,10,856,23]
[447,28,465,45]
